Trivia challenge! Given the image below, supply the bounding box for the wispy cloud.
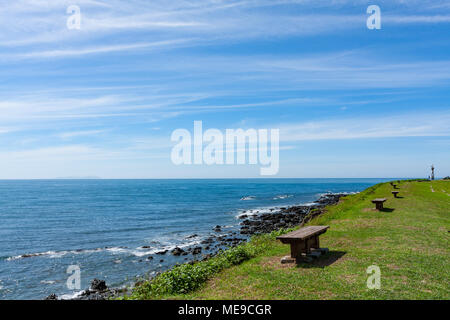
[59,130,106,139]
[2,0,450,57]
[279,111,450,141]
[385,15,450,23]
[14,39,193,59]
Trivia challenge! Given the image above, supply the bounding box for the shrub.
[125,229,290,299]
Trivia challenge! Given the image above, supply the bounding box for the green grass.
[127,180,450,300]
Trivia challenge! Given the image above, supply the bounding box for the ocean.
[0,178,391,299]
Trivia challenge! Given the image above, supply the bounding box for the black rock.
[171,247,185,256]
[202,254,212,261]
[45,293,58,300]
[192,247,202,255]
[201,238,214,244]
[90,279,107,292]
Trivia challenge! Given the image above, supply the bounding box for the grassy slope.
[171,180,450,300]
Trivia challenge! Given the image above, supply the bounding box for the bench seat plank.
[276,226,329,242]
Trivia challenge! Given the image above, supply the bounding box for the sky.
[0,0,449,179]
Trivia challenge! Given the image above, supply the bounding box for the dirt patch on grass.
[260,251,349,271]
[317,290,337,299]
[260,255,298,270]
[392,275,409,285]
[339,273,358,285]
[199,274,266,299]
[410,247,448,255]
[338,217,381,229]
[387,264,401,270]
[328,235,353,248]
[401,225,422,231]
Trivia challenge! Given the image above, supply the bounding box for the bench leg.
[305,240,311,254]
[375,203,383,210]
[286,237,327,263]
[314,236,320,249]
[290,241,308,261]
[290,242,301,259]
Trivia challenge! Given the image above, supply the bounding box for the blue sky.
[0,0,449,179]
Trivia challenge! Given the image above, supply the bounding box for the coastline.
[52,192,349,300]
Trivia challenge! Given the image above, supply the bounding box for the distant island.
[54,176,101,180]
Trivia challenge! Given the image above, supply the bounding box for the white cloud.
[1,0,449,57]
[279,112,450,141]
[385,15,450,23]
[15,39,193,59]
[59,130,106,139]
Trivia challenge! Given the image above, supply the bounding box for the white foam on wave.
[300,202,318,207]
[235,195,336,219]
[318,191,358,197]
[236,205,281,219]
[7,236,207,262]
[240,196,256,201]
[273,194,293,200]
[107,238,203,257]
[7,247,124,261]
[59,290,85,300]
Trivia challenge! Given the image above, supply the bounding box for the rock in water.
[45,293,58,300]
[171,247,185,256]
[90,279,107,291]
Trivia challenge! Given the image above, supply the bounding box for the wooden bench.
[392,184,399,189]
[392,191,399,198]
[276,226,329,262]
[371,198,387,210]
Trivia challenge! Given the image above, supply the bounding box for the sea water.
[0,178,391,299]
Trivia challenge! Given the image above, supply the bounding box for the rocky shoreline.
[238,193,346,235]
[46,192,348,300]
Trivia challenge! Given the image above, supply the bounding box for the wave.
[272,194,293,200]
[59,290,85,300]
[318,191,358,197]
[235,193,349,219]
[6,247,118,261]
[6,238,205,261]
[240,196,256,201]
[236,205,280,218]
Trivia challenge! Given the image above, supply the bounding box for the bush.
[125,229,290,299]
